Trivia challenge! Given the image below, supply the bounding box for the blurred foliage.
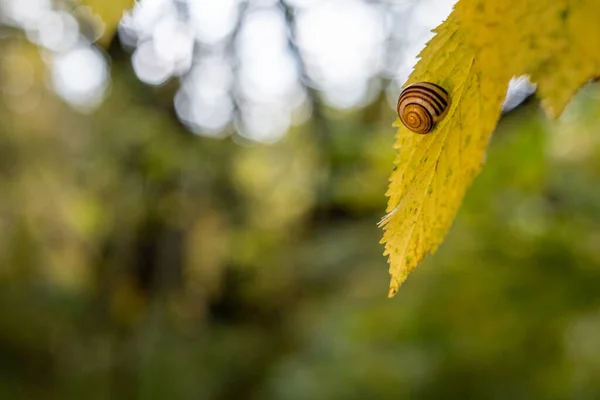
[1,20,600,400]
[78,0,135,46]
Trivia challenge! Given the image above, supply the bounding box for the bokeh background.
[1,0,600,398]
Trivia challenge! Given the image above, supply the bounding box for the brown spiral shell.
[397,82,450,134]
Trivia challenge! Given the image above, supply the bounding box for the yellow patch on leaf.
[80,0,135,47]
[382,0,600,297]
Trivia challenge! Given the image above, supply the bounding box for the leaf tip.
[388,279,402,298]
[388,273,409,298]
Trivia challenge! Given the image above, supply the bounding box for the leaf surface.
[382,0,600,297]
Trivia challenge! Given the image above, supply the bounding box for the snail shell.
[397,82,450,134]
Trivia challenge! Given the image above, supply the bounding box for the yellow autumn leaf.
[381,0,600,297]
[80,0,135,47]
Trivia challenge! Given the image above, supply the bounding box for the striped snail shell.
[397,82,450,134]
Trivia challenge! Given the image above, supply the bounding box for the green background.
[1,32,600,399]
